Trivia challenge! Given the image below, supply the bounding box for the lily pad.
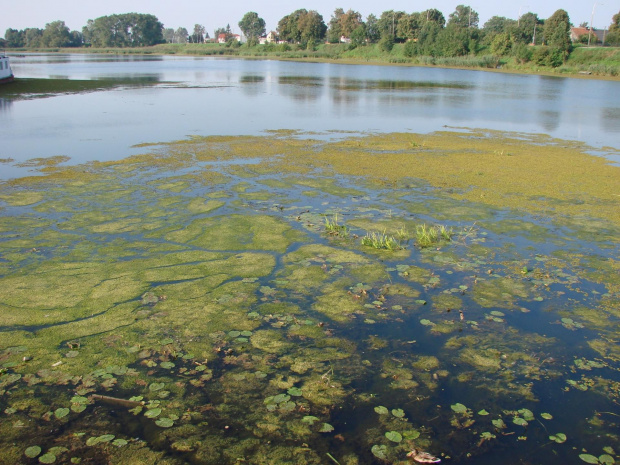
[38,453,57,464]
[287,387,302,396]
[478,409,490,416]
[451,403,468,414]
[549,433,567,443]
[385,431,402,443]
[25,446,42,458]
[374,406,389,415]
[54,408,70,419]
[160,361,175,369]
[371,444,387,459]
[513,417,528,426]
[599,455,615,465]
[319,423,334,433]
[492,418,506,429]
[155,418,175,428]
[579,454,600,464]
[144,408,162,418]
[541,413,553,420]
[301,415,320,425]
[391,408,405,418]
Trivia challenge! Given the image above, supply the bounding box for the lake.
[0,54,619,465]
[1,53,619,179]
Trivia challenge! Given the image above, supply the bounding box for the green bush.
[512,43,533,63]
[379,35,394,53]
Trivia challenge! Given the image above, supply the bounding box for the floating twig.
[90,394,143,408]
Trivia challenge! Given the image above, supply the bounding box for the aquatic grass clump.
[415,224,453,248]
[324,214,349,238]
[361,230,402,250]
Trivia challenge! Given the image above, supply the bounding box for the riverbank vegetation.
[2,6,620,77]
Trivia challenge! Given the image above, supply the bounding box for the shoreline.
[7,46,620,82]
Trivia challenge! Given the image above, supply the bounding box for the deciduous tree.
[238,12,266,41]
[448,5,479,28]
[544,9,571,62]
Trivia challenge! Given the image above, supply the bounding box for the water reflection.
[2,54,619,168]
[601,107,620,133]
[539,110,561,131]
[0,99,13,112]
[278,76,325,101]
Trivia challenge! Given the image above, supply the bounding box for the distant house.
[259,31,278,44]
[570,27,606,43]
[340,35,351,44]
[218,33,242,44]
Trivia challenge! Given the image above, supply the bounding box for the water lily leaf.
[385,431,402,443]
[38,453,57,464]
[599,455,614,465]
[416,300,427,305]
[319,423,334,433]
[160,361,175,369]
[374,406,389,415]
[97,434,115,443]
[240,331,252,337]
[420,319,434,326]
[481,432,496,439]
[71,404,86,413]
[228,331,241,338]
[541,413,553,420]
[149,382,165,392]
[273,394,290,404]
[287,387,302,396]
[513,417,528,426]
[54,408,70,419]
[160,338,174,345]
[603,448,616,456]
[371,445,387,459]
[71,396,89,405]
[155,418,174,428]
[112,439,128,447]
[391,408,405,418]
[25,446,42,458]
[478,409,490,416]
[451,403,468,414]
[518,408,535,421]
[579,454,600,464]
[144,408,162,418]
[492,419,506,429]
[301,415,320,425]
[490,311,505,317]
[549,433,566,443]
[403,429,421,440]
[86,437,100,446]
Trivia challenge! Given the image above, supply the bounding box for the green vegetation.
[0,130,619,464]
[3,6,620,77]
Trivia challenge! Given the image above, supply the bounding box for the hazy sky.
[2,0,617,38]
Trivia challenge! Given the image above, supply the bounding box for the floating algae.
[0,130,619,464]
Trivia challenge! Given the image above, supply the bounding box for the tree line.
[2,7,620,66]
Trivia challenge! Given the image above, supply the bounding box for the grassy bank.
[11,42,620,79]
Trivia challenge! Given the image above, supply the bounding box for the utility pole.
[588,2,603,46]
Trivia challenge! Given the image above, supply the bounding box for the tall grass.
[361,230,402,250]
[415,224,453,248]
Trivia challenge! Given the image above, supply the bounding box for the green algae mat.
[0,130,619,465]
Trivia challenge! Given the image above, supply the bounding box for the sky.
[2,0,618,39]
